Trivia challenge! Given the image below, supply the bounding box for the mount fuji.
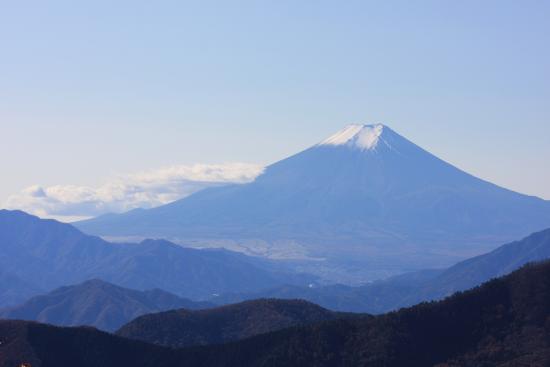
[76,124,550,280]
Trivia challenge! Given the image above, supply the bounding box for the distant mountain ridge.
[2,260,550,367]
[76,124,550,280]
[0,279,212,331]
[0,210,315,307]
[116,299,344,347]
[215,227,550,313]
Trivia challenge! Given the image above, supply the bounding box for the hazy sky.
[1,0,549,219]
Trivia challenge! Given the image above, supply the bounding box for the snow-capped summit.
[319,123,388,151]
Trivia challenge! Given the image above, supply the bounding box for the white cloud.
[4,163,264,222]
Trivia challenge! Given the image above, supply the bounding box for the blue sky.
[1,0,549,219]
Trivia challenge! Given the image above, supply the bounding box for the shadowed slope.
[1,260,550,366]
[0,271,42,308]
[0,210,314,306]
[116,298,343,347]
[0,279,213,331]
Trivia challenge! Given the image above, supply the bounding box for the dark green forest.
[2,260,549,367]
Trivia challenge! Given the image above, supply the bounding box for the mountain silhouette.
[0,210,314,307]
[76,124,550,279]
[2,260,550,366]
[0,279,212,331]
[116,298,343,347]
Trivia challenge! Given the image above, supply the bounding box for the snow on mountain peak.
[319,124,387,151]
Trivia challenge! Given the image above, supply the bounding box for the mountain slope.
[213,269,442,314]
[0,279,212,331]
[0,271,42,308]
[116,299,344,347]
[0,210,314,307]
[215,227,550,313]
[0,320,180,367]
[191,260,550,367]
[2,260,550,367]
[412,226,550,302]
[76,124,550,278]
